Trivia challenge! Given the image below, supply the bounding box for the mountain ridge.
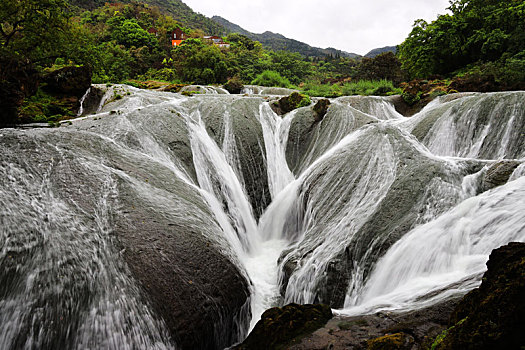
[212,15,361,59]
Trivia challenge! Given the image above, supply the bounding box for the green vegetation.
[251,70,292,88]
[399,0,525,87]
[2,0,523,125]
[18,88,77,123]
[302,80,401,98]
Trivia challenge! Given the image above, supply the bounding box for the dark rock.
[78,86,105,116]
[43,65,92,97]
[271,92,311,116]
[313,99,330,121]
[235,303,332,350]
[287,297,461,350]
[224,76,244,94]
[0,80,25,126]
[434,242,525,350]
[0,57,39,126]
[481,160,521,192]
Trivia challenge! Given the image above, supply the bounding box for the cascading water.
[1,86,524,349]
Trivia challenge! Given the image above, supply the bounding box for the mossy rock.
[367,332,414,350]
[224,76,244,94]
[434,242,525,350]
[313,99,330,121]
[235,303,332,350]
[271,92,312,115]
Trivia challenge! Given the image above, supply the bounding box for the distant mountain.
[212,16,360,59]
[69,0,226,35]
[364,46,397,58]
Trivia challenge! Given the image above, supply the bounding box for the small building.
[204,36,230,49]
[170,28,186,47]
[147,28,158,36]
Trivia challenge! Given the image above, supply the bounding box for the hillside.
[365,46,397,58]
[212,15,360,58]
[69,0,225,34]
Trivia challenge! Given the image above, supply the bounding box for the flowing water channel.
[1,86,524,349]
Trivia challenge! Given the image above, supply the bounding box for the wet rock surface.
[281,124,473,307]
[196,97,271,218]
[435,242,525,350]
[235,303,332,350]
[481,160,521,192]
[287,298,460,349]
[286,101,376,174]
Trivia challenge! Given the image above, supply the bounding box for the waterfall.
[342,175,525,315]
[1,87,524,349]
[76,87,91,117]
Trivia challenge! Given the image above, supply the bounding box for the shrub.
[251,70,291,88]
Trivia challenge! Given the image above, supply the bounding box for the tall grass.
[251,70,292,88]
[301,79,401,98]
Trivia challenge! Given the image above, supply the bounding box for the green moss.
[367,332,412,350]
[430,317,468,350]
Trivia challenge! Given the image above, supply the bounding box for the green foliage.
[0,0,71,65]
[301,80,401,97]
[297,95,311,108]
[399,0,525,79]
[251,70,292,88]
[138,68,181,82]
[268,51,312,84]
[171,39,228,84]
[18,88,76,123]
[111,19,157,48]
[355,52,405,84]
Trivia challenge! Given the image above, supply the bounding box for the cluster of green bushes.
[398,0,525,88]
[301,80,402,98]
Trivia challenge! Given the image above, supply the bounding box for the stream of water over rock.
[1,86,524,349]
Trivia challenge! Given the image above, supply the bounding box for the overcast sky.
[182,0,451,55]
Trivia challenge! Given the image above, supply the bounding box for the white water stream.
[1,87,524,348]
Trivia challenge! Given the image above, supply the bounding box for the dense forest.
[0,0,524,125]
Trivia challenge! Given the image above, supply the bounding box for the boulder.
[235,303,332,350]
[224,76,244,94]
[270,92,311,116]
[434,242,525,350]
[312,99,330,121]
[286,298,461,350]
[0,57,39,126]
[481,160,521,192]
[43,65,92,97]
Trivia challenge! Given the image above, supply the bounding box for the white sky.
[182,0,451,55]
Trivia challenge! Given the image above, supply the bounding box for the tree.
[110,18,156,48]
[171,39,228,84]
[0,0,70,64]
[0,0,72,125]
[398,0,525,78]
[355,52,405,84]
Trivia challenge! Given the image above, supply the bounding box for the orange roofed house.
[171,28,186,46]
